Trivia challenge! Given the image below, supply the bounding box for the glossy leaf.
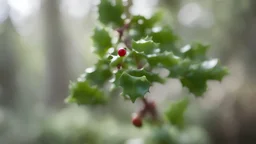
[125,49,148,68]
[180,59,229,96]
[126,68,165,84]
[168,59,191,78]
[85,60,113,87]
[165,97,189,128]
[132,37,159,54]
[119,72,151,102]
[128,49,147,60]
[200,59,229,81]
[109,69,123,88]
[98,0,124,27]
[110,55,124,67]
[180,43,209,61]
[65,80,107,105]
[150,26,179,54]
[129,12,163,40]
[91,27,112,57]
[147,51,181,67]
[180,77,207,97]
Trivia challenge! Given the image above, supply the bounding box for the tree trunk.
[0,18,17,109]
[243,0,256,79]
[43,0,69,108]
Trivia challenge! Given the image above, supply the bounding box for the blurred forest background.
[0,0,256,144]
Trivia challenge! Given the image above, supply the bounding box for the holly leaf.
[150,25,179,54]
[180,59,229,96]
[147,51,181,67]
[65,80,107,105]
[132,37,159,54]
[125,49,148,68]
[180,77,207,96]
[200,59,229,81]
[98,0,124,27]
[180,43,209,61]
[128,49,147,60]
[165,97,189,128]
[91,27,112,57]
[119,72,151,102]
[168,59,191,78]
[110,55,124,67]
[126,68,165,84]
[84,60,112,87]
[130,11,163,30]
[109,69,123,88]
[129,12,163,40]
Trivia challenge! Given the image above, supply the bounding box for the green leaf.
[130,11,163,29]
[109,69,123,88]
[85,60,113,87]
[91,27,112,57]
[98,0,124,27]
[180,77,207,96]
[165,97,189,128]
[132,37,159,54]
[168,59,191,78]
[146,126,175,144]
[128,49,147,60]
[180,59,228,96]
[126,68,165,84]
[150,26,179,54]
[119,72,151,102]
[200,59,229,81]
[110,55,124,67]
[149,11,164,24]
[147,51,181,67]
[66,80,107,105]
[124,49,148,68]
[180,43,209,61]
[129,12,162,40]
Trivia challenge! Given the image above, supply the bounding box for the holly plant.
[65,0,228,131]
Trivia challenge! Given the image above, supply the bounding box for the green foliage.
[180,59,228,96]
[66,79,107,105]
[119,72,151,102]
[150,26,179,53]
[85,59,113,87]
[110,55,123,67]
[165,98,189,128]
[129,12,163,40]
[132,37,159,54]
[180,43,209,61]
[146,125,210,144]
[66,0,229,138]
[66,0,228,110]
[126,69,165,84]
[91,27,112,57]
[147,126,175,144]
[147,51,180,67]
[98,0,124,27]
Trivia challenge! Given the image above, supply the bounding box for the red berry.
[118,48,126,57]
[132,113,143,127]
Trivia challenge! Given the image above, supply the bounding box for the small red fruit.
[118,48,126,57]
[132,113,143,127]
